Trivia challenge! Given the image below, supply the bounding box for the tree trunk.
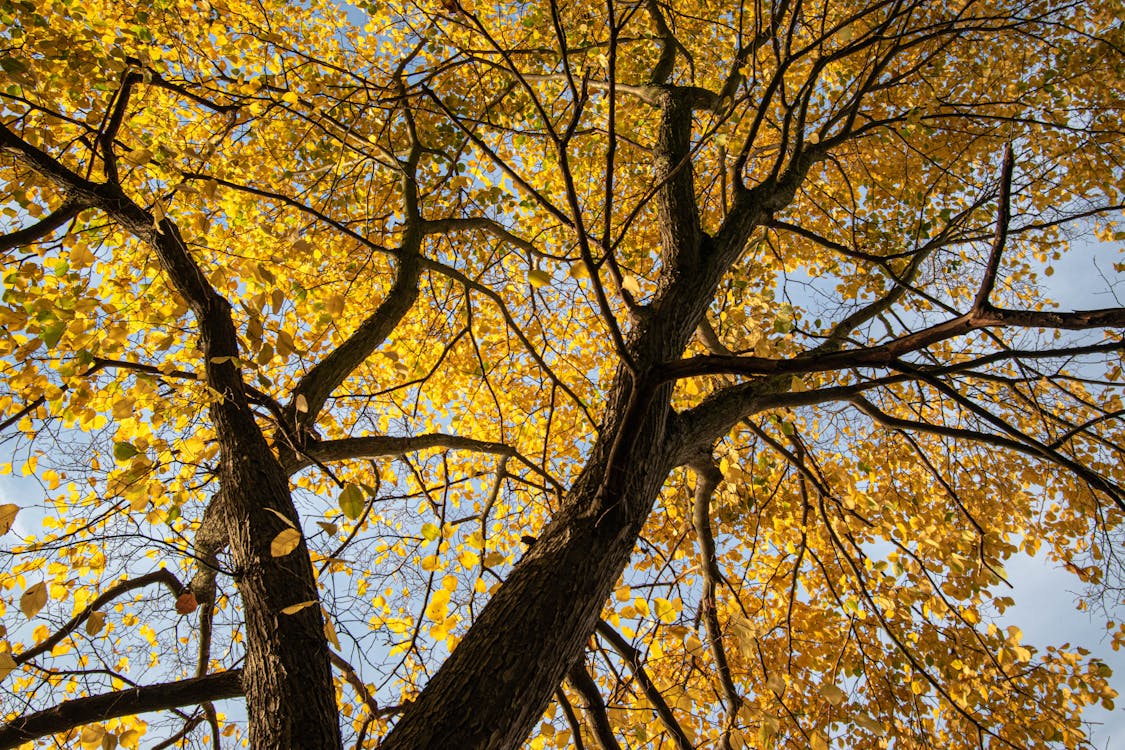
[381,368,678,750]
[210,389,344,750]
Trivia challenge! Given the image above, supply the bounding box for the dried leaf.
[820,682,847,706]
[0,504,18,535]
[20,581,47,619]
[85,610,107,635]
[175,592,199,615]
[271,528,302,557]
[281,600,318,615]
[78,724,105,748]
[0,650,17,681]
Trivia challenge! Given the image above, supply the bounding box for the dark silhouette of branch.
[0,671,243,750]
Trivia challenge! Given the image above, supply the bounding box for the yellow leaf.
[854,713,885,736]
[421,522,441,542]
[281,600,318,615]
[265,507,297,529]
[85,610,106,636]
[569,262,590,279]
[270,528,302,557]
[528,269,552,288]
[121,147,151,167]
[295,393,309,413]
[621,275,641,296]
[79,725,105,748]
[653,597,678,624]
[765,673,785,693]
[0,504,17,534]
[20,581,47,619]
[632,597,649,617]
[316,521,339,535]
[323,609,341,649]
[118,729,141,749]
[810,732,828,750]
[282,91,300,105]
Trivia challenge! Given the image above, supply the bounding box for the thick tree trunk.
[219,442,343,750]
[381,366,678,749]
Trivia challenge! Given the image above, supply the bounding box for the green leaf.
[339,483,365,520]
[113,442,139,461]
[528,269,552,288]
[0,57,28,75]
[40,319,66,349]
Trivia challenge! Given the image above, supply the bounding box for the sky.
[1000,235,1124,749]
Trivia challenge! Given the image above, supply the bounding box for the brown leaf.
[175,592,199,615]
[20,581,47,619]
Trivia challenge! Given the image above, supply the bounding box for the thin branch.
[566,661,622,750]
[688,452,740,750]
[973,144,1015,311]
[0,199,90,253]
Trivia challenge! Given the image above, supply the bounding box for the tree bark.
[0,124,344,750]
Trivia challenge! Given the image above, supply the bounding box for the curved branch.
[0,671,243,750]
[565,661,621,750]
[0,199,90,254]
[15,569,186,665]
[687,453,740,749]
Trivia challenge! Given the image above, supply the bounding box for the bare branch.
[0,671,243,750]
[15,570,186,666]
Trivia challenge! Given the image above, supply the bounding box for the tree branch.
[566,661,621,750]
[594,621,694,750]
[15,570,186,666]
[0,198,90,254]
[0,671,243,750]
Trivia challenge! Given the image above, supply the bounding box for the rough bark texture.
[380,376,679,749]
[0,123,343,750]
[378,87,746,750]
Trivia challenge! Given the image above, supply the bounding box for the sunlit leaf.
[339,484,365,521]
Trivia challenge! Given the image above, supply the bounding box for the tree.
[0,0,1122,747]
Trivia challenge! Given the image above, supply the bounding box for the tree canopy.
[1,0,1123,747]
